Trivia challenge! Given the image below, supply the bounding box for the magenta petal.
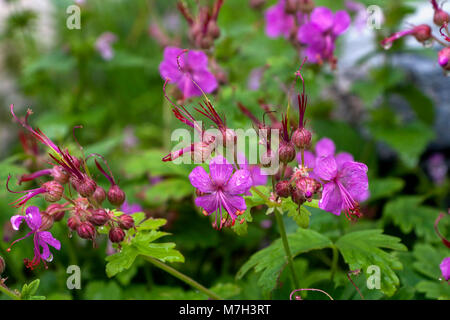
[224,169,253,195]
[310,7,335,32]
[338,161,369,202]
[192,70,218,94]
[10,215,25,231]
[38,231,61,250]
[298,22,324,47]
[178,75,200,98]
[186,50,208,69]
[25,206,42,231]
[319,182,343,215]
[332,10,351,36]
[220,194,247,219]
[195,193,219,214]
[298,150,316,168]
[314,155,338,181]
[189,166,215,193]
[315,137,336,157]
[335,152,354,169]
[209,156,233,186]
[265,2,294,38]
[249,165,268,186]
[440,257,450,281]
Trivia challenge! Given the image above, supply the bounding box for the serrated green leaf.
[416,281,450,300]
[335,229,407,297]
[283,198,310,228]
[231,209,253,236]
[137,218,168,231]
[105,246,139,278]
[237,228,332,293]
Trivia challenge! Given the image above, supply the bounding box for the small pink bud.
[276,180,291,198]
[249,0,266,10]
[207,20,220,39]
[109,227,125,243]
[292,127,312,149]
[279,142,296,163]
[261,150,275,168]
[298,0,315,13]
[51,166,69,184]
[46,204,66,222]
[88,208,110,226]
[0,256,5,274]
[296,176,321,200]
[42,181,64,202]
[434,9,449,26]
[67,216,81,231]
[107,185,126,206]
[291,186,306,205]
[39,212,54,231]
[92,186,107,204]
[413,24,432,43]
[438,47,450,70]
[285,0,298,14]
[77,221,96,240]
[118,214,134,230]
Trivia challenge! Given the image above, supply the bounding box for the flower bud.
[51,166,69,184]
[279,142,296,163]
[285,0,298,14]
[207,20,220,39]
[298,0,315,13]
[0,256,5,274]
[200,36,214,49]
[434,9,449,26]
[261,150,275,168]
[77,221,96,240]
[292,127,312,149]
[290,186,306,205]
[39,212,54,231]
[109,227,125,243]
[67,215,81,231]
[249,0,266,10]
[92,186,107,204]
[296,176,321,201]
[413,24,432,43]
[76,176,97,198]
[276,180,291,198]
[438,47,450,71]
[46,204,66,221]
[42,181,64,202]
[118,214,134,230]
[275,165,293,180]
[107,185,126,206]
[88,208,110,226]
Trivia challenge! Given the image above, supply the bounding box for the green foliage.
[335,229,407,296]
[21,279,46,300]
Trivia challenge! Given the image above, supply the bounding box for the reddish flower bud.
[291,186,306,205]
[77,176,97,198]
[261,150,275,168]
[279,142,296,163]
[296,176,321,201]
[298,0,315,13]
[207,20,220,39]
[42,181,64,202]
[285,0,298,14]
[109,227,125,243]
[438,47,450,71]
[249,0,266,10]
[92,186,107,204]
[275,165,294,180]
[118,214,134,230]
[0,256,5,274]
[88,208,110,226]
[46,204,67,222]
[107,185,126,206]
[276,180,291,198]
[51,166,69,184]
[77,221,96,240]
[292,127,312,149]
[434,9,449,26]
[413,24,432,43]
[39,212,54,231]
[67,215,81,231]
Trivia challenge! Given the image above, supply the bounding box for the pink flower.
[440,257,450,281]
[189,156,253,228]
[9,206,61,269]
[380,24,432,49]
[314,155,368,220]
[159,47,218,99]
[120,200,143,215]
[95,32,117,60]
[265,0,295,39]
[297,7,351,63]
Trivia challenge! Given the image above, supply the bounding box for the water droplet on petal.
[422,39,434,48]
[382,42,392,50]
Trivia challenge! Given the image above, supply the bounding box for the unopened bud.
[78,176,97,198]
[109,227,125,243]
[39,212,54,231]
[0,256,5,274]
[298,0,315,13]
[438,47,450,71]
[285,0,298,14]
[77,221,96,240]
[67,216,81,231]
[413,24,432,43]
[207,20,220,39]
[292,127,312,149]
[92,186,107,204]
[275,165,294,180]
[249,0,266,10]
[118,214,134,230]
[200,36,214,49]
[42,181,64,202]
[46,204,66,221]
[434,9,449,26]
[51,166,69,184]
[107,185,126,206]
[279,142,296,163]
[291,186,306,205]
[296,176,321,201]
[88,208,110,226]
[276,180,291,198]
[261,150,275,168]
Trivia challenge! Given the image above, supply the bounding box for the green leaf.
[393,85,435,125]
[145,178,192,205]
[21,279,44,300]
[416,281,450,300]
[383,196,443,242]
[137,218,167,231]
[282,198,310,228]
[335,229,407,297]
[231,209,253,236]
[84,281,122,300]
[237,228,332,293]
[105,246,139,278]
[368,177,404,202]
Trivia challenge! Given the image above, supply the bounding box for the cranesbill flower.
[297,7,351,64]
[121,200,143,215]
[8,206,61,269]
[159,46,218,99]
[237,154,268,194]
[265,0,295,39]
[95,32,117,60]
[189,155,253,229]
[314,155,369,220]
[380,24,432,49]
[440,257,450,281]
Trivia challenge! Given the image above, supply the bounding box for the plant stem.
[0,283,20,300]
[274,211,300,290]
[330,245,339,281]
[144,256,223,300]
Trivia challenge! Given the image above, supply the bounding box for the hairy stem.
[144,256,223,300]
[0,283,21,300]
